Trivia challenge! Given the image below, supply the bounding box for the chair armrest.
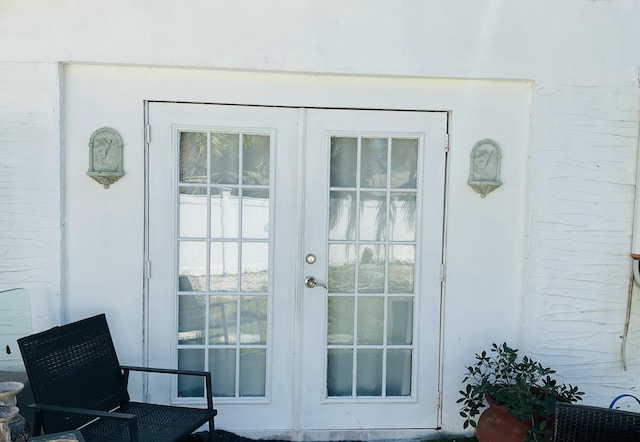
[120,366,214,411]
[29,403,137,421]
[28,403,139,442]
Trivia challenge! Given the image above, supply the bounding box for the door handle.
[304,276,327,290]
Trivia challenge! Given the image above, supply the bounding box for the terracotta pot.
[476,398,532,442]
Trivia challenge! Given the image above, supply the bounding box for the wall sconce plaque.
[468,139,502,198]
[87,127,124,189]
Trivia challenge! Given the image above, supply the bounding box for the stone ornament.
[87,127,124,189]
[468,139,502,198]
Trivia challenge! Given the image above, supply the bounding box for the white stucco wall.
[2,0,640,437]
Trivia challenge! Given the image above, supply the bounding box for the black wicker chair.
[554,402,640,441]
[18,314,216,442]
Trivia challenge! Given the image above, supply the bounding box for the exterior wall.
[0,63,62,331]
[1,0,640,437]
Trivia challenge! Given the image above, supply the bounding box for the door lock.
[304,276,327,290]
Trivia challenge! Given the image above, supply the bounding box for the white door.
[147,102,447,435]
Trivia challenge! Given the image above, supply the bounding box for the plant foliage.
[457,342,584,442]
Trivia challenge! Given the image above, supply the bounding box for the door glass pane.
[210,242,238,292]
[390,138,418,189]
[359,191,386,241]
[387,297,413,345]
[243,134,270,185]
[356,349,383,396]
[386,349,412,396]
[209,295,237,344]
[209,349,236,397]
[178,129,271,400]
[179,241,206,292]
[180,132,207,183]
[179,187,207,238]
[360,138,388,188]
[330,137,357,188]
[178,295,205,345]
[328,244,356,293]
[240,295,267,344]
[357,297,384,345]
[327,349,353,397]
[328,296,354,345]
[242,189,270,239]
[326,134,420,400]
[210,133,239,184]
[178,349,205,397]
[329,191,356,241]
[239,349,266,397]
[358,244,385,293]
[241,242,269,292]
[211,188,239,238]
[388,245,414,293]
[390,192,416,241]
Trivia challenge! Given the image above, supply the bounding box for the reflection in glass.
[209,295,237,344]
[240,296,267,344]
[180,187,207,238]
[209,349,236,397]
[210,242,238,292]
[329,191,356,241]
[243,135,270,185]
[357,297,384,345]
[210,188,239,239]
[328,244,356,293]
[327,349,353,397]
[361,138,388,188]
[386,349,412,396]
[242,190,270,239]
[356,349,382,396]
[239,349,266,396]
[210,133,240,184]
[241,242,269,292]
[330,137,357,188]
[180,132,207,183]
[359,192,386,241]
[328,296,354,345]
[179,241,207,292]
[358,244,385,293]
[178,349,204,397]
[390,138,418,189]
[388,245,414,293]
[387,297,413,345]
[178,295,205,345]
[390,193,416,241]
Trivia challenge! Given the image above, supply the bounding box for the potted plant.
[457,342,584,442]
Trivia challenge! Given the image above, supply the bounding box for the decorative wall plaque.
[87,127,124,189]
[468,139,502,197]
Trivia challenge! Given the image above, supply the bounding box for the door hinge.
[440,263,445,283]
[444,134,450,152]
[145,124,151,144]
[144,260,152,280]
[436,390,442,410]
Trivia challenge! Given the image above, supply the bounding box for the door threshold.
[226,428,451,442]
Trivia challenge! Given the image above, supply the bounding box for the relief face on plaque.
[468,139,502,198]
[87,127,124,189]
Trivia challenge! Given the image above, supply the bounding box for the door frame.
[142,100,451,438]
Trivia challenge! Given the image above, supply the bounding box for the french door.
[147,102,447,435]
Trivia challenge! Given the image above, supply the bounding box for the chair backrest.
[554,402,640,442]
[18,314,129,432]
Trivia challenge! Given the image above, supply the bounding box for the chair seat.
[80,402,215,442]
